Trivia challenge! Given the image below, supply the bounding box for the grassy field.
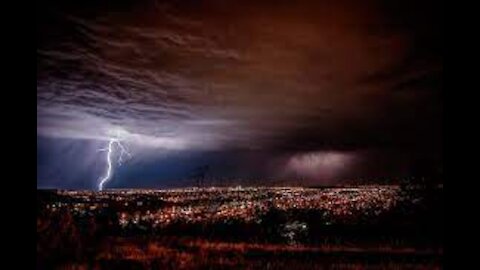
[41,236,442,270]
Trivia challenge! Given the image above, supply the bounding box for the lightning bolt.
[98,138,131,191]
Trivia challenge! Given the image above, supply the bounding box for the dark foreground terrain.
[37,186,443,269]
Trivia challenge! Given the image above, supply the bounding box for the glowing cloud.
[286,152,355,182]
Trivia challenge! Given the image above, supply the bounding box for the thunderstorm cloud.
[37,0,442,188]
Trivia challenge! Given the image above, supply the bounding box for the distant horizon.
[37,182,409,191]
[37,172,442,191]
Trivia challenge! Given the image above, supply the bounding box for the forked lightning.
[98,138,131,191]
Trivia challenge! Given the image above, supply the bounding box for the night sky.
[37,0,442,189]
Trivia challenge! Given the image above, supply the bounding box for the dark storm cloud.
[37,0,442,187]
[38,0,442,151]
